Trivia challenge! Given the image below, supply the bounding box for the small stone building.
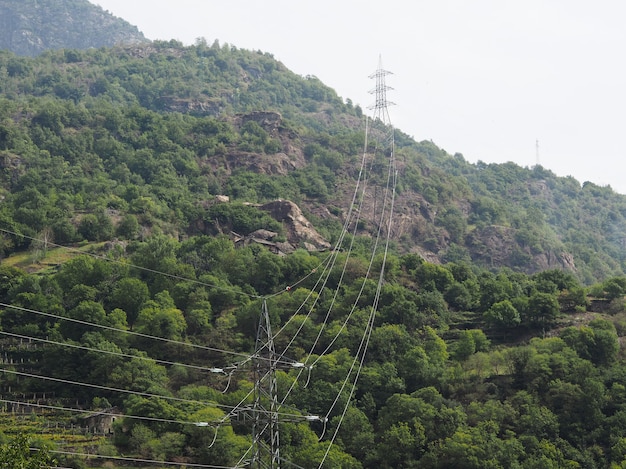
[81,407,122,434]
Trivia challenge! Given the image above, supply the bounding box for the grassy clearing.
[1,243,104,273]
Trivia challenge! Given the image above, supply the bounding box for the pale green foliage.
[0,434,55,469]
[134,291,187,340]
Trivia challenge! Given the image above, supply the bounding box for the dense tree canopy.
[0,236,625,467]
[2,38,626,468]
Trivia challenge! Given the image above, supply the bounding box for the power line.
[0,226,333,303]
[0,398,208,427]
[276,116,379,408]
[0,302,306,369]
[248,61,399,465]
[0,227,261,300]
[0,368,314,423]
[0,302,250,362]
[0,367,223,407]
[0,61,397,468]
[0,330,234,374]
[45,449,237,469]
[0,302,239,354]
[318,58,397,468]
[244,136,381,464]
[264,253,333,301]
[280,113,377,366]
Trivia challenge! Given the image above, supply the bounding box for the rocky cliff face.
[203,112,577,274]
[465,225,576,273]
[260,199,331,251]
[0,0,147,56]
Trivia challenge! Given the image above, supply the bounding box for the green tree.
[377,420,426,468]
[116,213,140,239]
[184,407,250,466]
[444,282,476,311]
[506,391,559,439]
[526,292,560,330]
[558,286,588,312]
[532,269,579,293]
[560,319,619,366]
[333,406,375,461]
[0,434,56,468]
[419,421,524,469]
[134,291,187,340]
[249,248,284,293]
[108,355,169,394]
[604,277,626,300]
[131,234,185,293]
[484,299,521,337]
[414,262,454,292]
[61,300,107,341]
[77,210,114,241]
[398,345,445,391]
[109,277,150,328]
[123,395,185,435]
[478,273,513,312]
[452,330,476,361]
[438,206,467,243]
[55,255,115,291]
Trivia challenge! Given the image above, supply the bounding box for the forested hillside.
[1,40,626,280]
[2,38,626,468]
[0,0,147,56]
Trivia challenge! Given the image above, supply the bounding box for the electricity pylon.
[251,299,281,468]
[249,57,395,469]
[369,55,395,126]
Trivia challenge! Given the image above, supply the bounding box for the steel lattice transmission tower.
[248,57,396,469]
[251,299,281,468]
[369,55,395,126]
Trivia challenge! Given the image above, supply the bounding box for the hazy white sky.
[92,0,626,194]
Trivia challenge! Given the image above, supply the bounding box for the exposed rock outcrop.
[260,200,331,251]
[533,251,577,272]
[466,224,576,274]
[240,111,283,136]
[159,97,223,116]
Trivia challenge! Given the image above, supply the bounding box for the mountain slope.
[0,0,147,56]
[4,10,626,469]
[0,40,625,281]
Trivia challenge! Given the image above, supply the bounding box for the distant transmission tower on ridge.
[369,55,395,126]
[536,139,540,166]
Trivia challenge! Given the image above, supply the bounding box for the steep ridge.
[0,0,147,56]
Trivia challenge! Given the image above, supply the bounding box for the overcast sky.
[92,0,626,194]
